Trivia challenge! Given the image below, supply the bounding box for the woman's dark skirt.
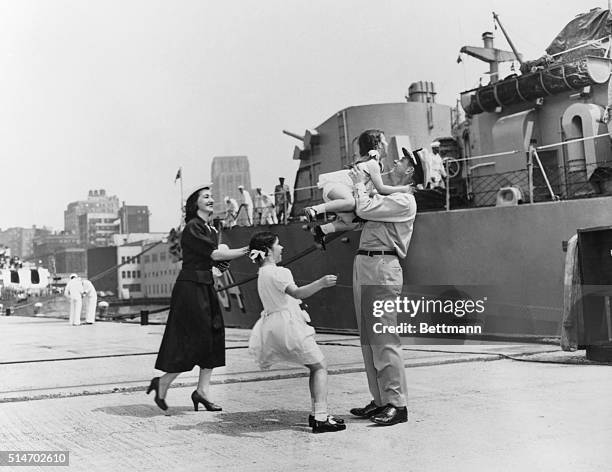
[155,280,225,373]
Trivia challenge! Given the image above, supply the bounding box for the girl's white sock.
[314,402,328,422]
[320,223,334,235]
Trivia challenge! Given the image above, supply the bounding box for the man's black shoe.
[310,225,326,250]
[312,417,347,434]
[370,405,408,426]
[308,415,345,428]
[349,400,385,418]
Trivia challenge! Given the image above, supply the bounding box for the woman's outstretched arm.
[211,246,249,261]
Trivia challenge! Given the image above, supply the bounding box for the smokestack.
[482,32,499,83]
[406,81,437,103]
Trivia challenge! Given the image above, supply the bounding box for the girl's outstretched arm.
[367,161,413,195]
[285,275,337,299]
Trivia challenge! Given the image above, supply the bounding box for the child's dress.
[248,265,325,370]
[316,160,379,202]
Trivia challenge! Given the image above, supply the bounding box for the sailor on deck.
[238,185,253,226]
[427,140,447,189]
[224,196,239,228]
[82,279,97,324]
[64,274,84,326]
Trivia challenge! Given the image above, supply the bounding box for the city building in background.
[211,156,252,214]
[0,227,45,260]
[33,232,79,262]
[110,233,165,247]
[55,248,87,279]
[78,213,120,247]
[118,204,150,233]
[87,246,117,295]
[87,240,171,299]
[116,243,144,299]
[141,241,180,299]
[64,189,120,238]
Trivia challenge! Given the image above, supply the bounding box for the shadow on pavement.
[92,403,194,418]
[171,409,311,437]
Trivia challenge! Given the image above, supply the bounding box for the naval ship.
[210,7,612,340]
[215,7,612,339]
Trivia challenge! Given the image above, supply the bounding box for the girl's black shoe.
[310,225,326,250]
[312,417,347,433]
[308,414,345,428]
[191,390,222,412]
[146,377,168,411]
[303,207,317,222]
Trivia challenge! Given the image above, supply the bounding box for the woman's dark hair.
[184,187,210,224]
[357,129,385,157]
[249,231,278,265]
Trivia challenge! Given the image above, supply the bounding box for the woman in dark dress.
[147,185,248,412]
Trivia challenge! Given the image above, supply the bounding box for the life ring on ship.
[444,158,461,179]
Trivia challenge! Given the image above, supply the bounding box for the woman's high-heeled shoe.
[191,390,222,412]
[146,377,168,411]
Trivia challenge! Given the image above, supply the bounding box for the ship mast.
[459,32,519,84]
[492,12,524,68]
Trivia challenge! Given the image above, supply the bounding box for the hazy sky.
[0,0,593,231]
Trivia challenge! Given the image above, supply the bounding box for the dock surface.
[1,315,610,471]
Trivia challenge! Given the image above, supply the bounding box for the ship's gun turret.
[282,130,305,141]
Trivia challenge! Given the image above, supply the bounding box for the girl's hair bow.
[249,249,266,263]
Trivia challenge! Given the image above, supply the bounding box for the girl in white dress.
[247,231,346,433]
[303,129,416,248]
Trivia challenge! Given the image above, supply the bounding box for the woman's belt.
[357,249,397,257]
[176,269,214,285]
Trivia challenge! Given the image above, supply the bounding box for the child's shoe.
[310,225,326,250]
[308,414,345,428]
[303,207,317,222]
[312,416,347,433]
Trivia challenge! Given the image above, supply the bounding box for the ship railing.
[280,131,612,214]
[439,131,612,211]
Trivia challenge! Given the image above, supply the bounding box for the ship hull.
[218,197,612,337]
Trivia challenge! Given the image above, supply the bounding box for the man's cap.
[431,140,441,147]
[69,273,77,279]
[402,147,425,186]
[238,185,244,189]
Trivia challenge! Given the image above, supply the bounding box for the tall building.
[211,156,252,214]
[118,204,150,233]
[78,213,120,248]
[64,189,120,237]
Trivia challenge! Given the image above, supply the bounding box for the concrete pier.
[1,316,611,471]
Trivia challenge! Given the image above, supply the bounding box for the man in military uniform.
[274,177,292,224]
[348,137,423,427]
